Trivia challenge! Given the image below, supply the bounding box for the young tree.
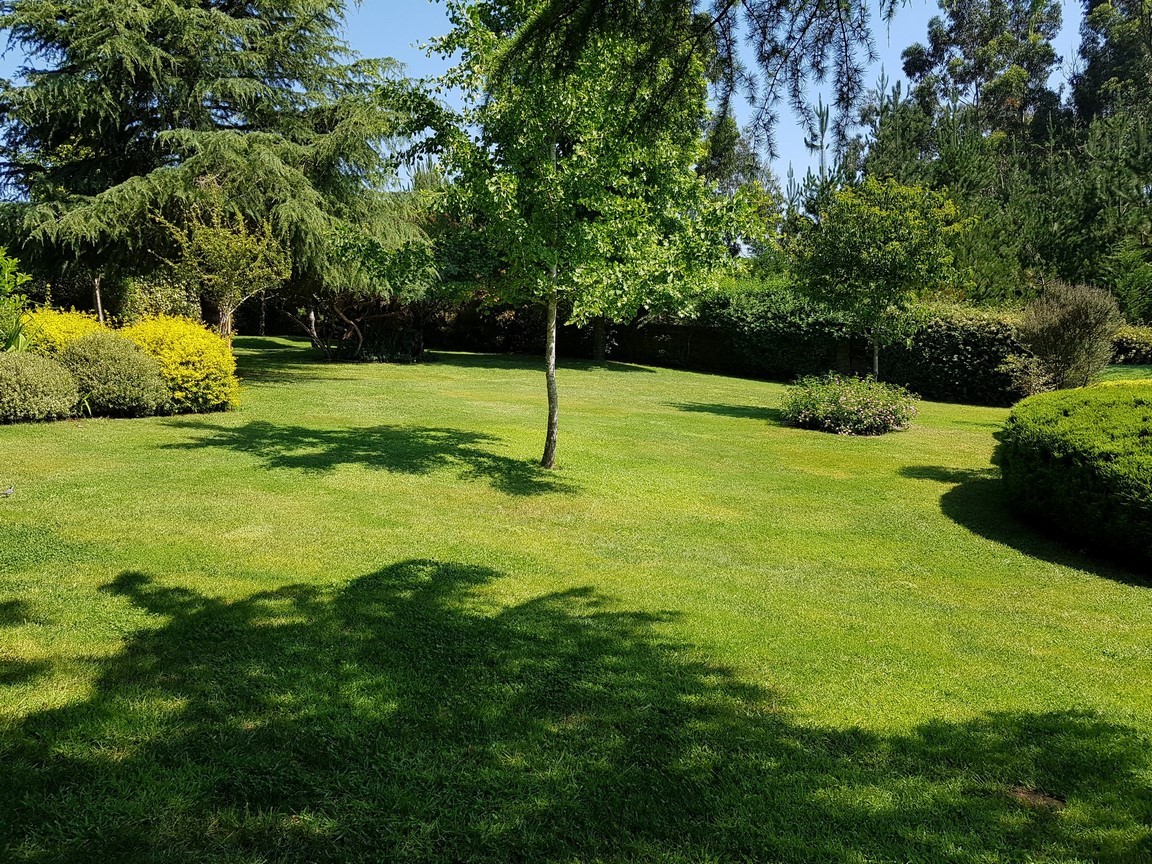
[787,177,962,378]
[437,0,750,468]
[0,0,419,302]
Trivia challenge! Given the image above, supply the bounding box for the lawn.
[1,337,1150,863]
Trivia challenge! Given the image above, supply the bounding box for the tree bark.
[592,316,607,362]
[541,284,559,469]
[93,275,105,325]
[871,338,880,379]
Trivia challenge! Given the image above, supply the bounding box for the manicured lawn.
[1,337,1150,863]
[1104,365,1152,381]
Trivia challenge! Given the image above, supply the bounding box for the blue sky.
[0,0,1086,175]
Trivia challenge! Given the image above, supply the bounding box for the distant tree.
[787,177,963,377]
[438,0,751,468]
[0,0,420,308]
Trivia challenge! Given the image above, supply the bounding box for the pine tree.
[0,0,420,300]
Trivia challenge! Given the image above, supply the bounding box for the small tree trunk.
[93,275,105,324]
[259,297,267,336]
[871,339,880,379]
[219,306,234,338]
[541,285,559,469]
[592,316,607,362]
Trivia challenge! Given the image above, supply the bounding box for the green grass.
[1,337,1150,863]
[1103,364,1152,381]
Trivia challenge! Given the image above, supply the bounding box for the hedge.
[996,382,1152,567]
[122,315,240,413]
[1113,325,1152,365]
[0,352,78,423]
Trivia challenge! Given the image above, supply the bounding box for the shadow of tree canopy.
[231,337,355,386]
[900,466,1147,586]
[667,401,787,423]
[2,561,1149,862]
[426,351,656,373]
[163,421,572,496]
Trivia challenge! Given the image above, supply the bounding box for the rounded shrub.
[997,383,1152,566]
[24,308,103,356]
[0,352,78,423]
[782,374,918,435]
[59,330,170,418]
[1113,325,1152,366]
[122,315,239,413]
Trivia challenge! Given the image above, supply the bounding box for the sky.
[0,0,1087,175]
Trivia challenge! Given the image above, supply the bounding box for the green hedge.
[60,330,170,418]
[0,352,78,423]
[996,382,1152,567]
[1113,326,1152,365]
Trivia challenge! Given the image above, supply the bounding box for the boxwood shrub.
[122,315,239,413]
[60,330,170,418]
[0,352,78,423]
[782,374,918,435]
[996,382,1152,566]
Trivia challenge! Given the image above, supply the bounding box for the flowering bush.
[122,315,239,413]
[782,374,918,435]
[24,308,103,356]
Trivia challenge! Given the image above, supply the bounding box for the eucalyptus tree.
[436,0,751,468]
[0,0,423,309]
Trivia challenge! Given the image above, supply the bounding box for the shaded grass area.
[1,338,1151,861]
[1103,365,1152,381]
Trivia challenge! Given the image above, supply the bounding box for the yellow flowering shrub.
[25,308,103,356]
[122,315,239,413]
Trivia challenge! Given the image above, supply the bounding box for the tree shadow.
[231,337,355,386]
[426,351,656,373]
[2,561,1149,862]
[0,599,32,627]
[900,466,1147,585]
[667,401,787,423]
[162,420,573,497]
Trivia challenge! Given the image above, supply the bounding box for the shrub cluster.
[60,331,170,418]
[782,374,919,435]
[0,352,78,423]
[24,308,102,356]
[1016,281,1122,389]
[1113,325,1152,365]
[123,315,239,413]
[997,382,1152,566]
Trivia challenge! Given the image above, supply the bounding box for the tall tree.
[0,0,421,307]
[437,0,749,469]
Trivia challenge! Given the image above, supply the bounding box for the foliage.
[782,373,918,435]
[786,177,963,376]
[0,246,32,351]
[120,275,202,323]
[0,0,422,294]
[158,192,291,336]
[59,331,169,418]
[997,382,1152,566]
[0,351,77,422]
[1018,282,1123,389]
[122,316,239,414]
[23,308,103,356]
[1113,325,1152,365]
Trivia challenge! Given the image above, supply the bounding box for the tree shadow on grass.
[2,561,1149,862]
[0,600,32,627]
[163,420,573,497]
[900,466,1147,585]
[667,401,787,423]
[426,351,656,373]
[231,337,356,387]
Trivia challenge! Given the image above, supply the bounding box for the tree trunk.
[93,275,105,325]
[871,338,880,379]
[218,306,234,338]
[541,285,559,469]
[592,316,607,362]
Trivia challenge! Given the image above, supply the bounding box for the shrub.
[0,352,78,423]
[24,308,103,356]
[885,305,1025,406]
[121,275,201,323]
[782,374,919,435]
[60,331,170,418]
[122,315,239,413]
[997,383,1152,567]
[1018,282,1122,389]
[1113,325,1152,365]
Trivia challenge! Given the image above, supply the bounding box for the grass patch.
[1103,364,1152,381]
[1,337,1150,862]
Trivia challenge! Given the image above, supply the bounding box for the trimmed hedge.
[0,352,78,423]
[60,330,170,418]
[783,374,918,435]
[24,308,102,356]
[997,382,1152,567]
[123,315,239,413]
[1113,326,1152,365]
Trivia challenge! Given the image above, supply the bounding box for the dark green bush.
[996,383,1152,566]
[782,374,918,435]
[60,330,170,418]
[1018,282,1122,389]
[0,352,78,423]
[1113,326,1152,365]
